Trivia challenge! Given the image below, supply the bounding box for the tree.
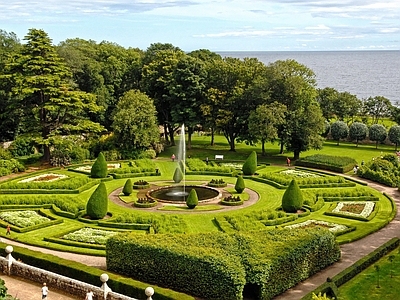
[186,189,198,209]
[235,176,245,193]
[363,96,393,124]
[282,179,303,213]
[388,125,400,150]
[86,182,108,219]
[91,152,108,178]
[1,29,103,162]
[168,55,207,149]
[330,121,349,145]
[335,92,362,122]
[316,87,339,121]
[173,167,183,183]
[122,179,133,196]
[242,151,257,175]
[349,122,368,147]
[112,90,159,153]
[369,124,387,149]
[248,102,286,155]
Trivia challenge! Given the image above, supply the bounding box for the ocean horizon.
[216,50,400,104]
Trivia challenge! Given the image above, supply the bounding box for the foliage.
[91,152,108,178]
[296,154,358,173]
[122,179,133,196]
[0,210,50,227]
[185,158,233,173]
[173,167,183,183]
[282,179,304,213]
[112,89,160,152]
[362,96,393,124]
[357,155,400,187]
[388,125,400,150]
[186,189,199,209]
[242,151,257,175]
[330,121,349,145]
[0,159,25,177]
[106,229,340,300]
[0,149,12,160]
[86,182,108,219]
[349,122,368,146]
[1,29,103,161]
[234,176,245,193]
[63,227,118,245]
[8,136,36,157]
[369,124,387,149]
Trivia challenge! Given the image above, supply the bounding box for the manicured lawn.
[337,247,400,299]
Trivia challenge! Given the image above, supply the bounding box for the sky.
[1,0,399,51]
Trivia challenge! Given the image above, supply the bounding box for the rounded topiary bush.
[91,152,108,178]
[173,167,183,183]
[86,182,108,219]
[235,176,245,193]
[282,179,304,213]
[186,189,198,209]
[122,179,133,196]
[242,151,257,175]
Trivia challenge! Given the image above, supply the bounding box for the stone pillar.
[100,273,112,299]
[145,287,154,300]
[5,245,15,275]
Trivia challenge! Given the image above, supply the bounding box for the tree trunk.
[261,140,266,156]
[163,123,169,144]
[280,141,284,154]
[210,128,215,146]
[293,150,300,160]
[168,124,175,146]
[187,126,193,150]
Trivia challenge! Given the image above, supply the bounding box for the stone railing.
[1,245,155,300]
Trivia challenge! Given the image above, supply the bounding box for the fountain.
[147,124,222,204]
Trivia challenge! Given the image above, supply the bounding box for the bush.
[86,182,108,219]
[235,176,245,193]
[0,148,12,160]
[282,179,304,213]
[91,152,108,178]
[122,179,133,196]
[8,136,36,157]
[186,189,198,209]
[242,151,257,175]
[173,167,183,183]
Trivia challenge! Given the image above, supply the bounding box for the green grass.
[337,247,400,299]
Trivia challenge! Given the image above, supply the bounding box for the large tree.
[369,124,387,149]
[248,102,286,156]
[388,125,400,151]
[1,29,102,161]
[349,122,368,147]
[266,59,324,159]
[362,96,393,124]
[112,89,159,153]
[330,121,349,145]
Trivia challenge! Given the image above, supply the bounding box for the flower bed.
[133,180,150,189]
[332,201,375,218]
[220,196,243,206]
[207,179,227,187]
[279,169,321,178]
[0,210,51,227]
[62,227,119,245]
[18,173,68,183]
[286,219,349,234]
[134,197,157,208]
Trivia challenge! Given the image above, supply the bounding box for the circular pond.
[147,185,221,204]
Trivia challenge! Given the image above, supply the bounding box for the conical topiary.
[282,179,304,213]
[173,167,183,183]
[122,179,133,196]
[86,182,108,219]
[186,189,198,209]
[235,176,245,193]
[91,152,108,178]
[242,151,257,175]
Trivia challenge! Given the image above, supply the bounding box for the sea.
[217,51,400,105]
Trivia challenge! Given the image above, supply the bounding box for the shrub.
[91,152,107,178]
[186,189,198,209]
[86,182,108,219]
[242,151,257,175]
[8,136,36,157]
[235,176,245,193]
[122,179,133,196]
[173,167,183,183]
[282,179,304,213]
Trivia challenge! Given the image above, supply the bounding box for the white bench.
[215,155,224,160]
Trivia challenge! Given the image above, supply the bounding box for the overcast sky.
[1,0,399,51]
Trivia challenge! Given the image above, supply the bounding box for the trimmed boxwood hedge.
[106,229,340,300]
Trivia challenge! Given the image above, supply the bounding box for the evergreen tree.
[235,176,245,193]
[86,182,108,219]
[242,151,257,175]
[173,167,183,183]
[282,179,303,213]
[91,152,107,178]
[186,189,198,209]
[122,179,133,196]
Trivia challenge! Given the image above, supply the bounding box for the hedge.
[106,229,340,300]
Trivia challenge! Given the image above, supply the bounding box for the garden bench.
[215,155,224,160]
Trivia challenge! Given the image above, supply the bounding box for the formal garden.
[0,134,399,300]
